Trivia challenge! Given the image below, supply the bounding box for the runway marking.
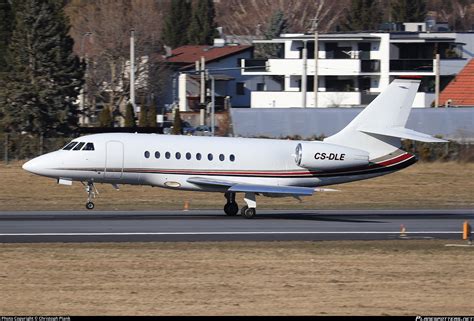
[0,231,461,236]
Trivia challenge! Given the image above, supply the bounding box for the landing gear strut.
[83,181,98,210]
[224,192,239,216]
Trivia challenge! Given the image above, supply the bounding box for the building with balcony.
[241,26,474,108]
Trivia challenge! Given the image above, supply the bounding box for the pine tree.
[1,0,84,137]
[391,0,427,23]
[139,105,148,127]
[342,0,383,31]
[124,102,135,127]
[187,0,217,45]
[162,0,192,48]
[99,106,112,127]
[172,108,182,135]
[147,104,157,127]
[261,10,288,57]
[0,0,14,73]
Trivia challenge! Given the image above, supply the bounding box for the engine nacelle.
[295,142,369,171]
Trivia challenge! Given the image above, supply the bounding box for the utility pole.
[200,56,206,126]
[301,40,308,108]
[435,53,440,108]
[311,18,319,108]
[130,29,137,112]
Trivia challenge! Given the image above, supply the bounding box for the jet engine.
[294,142,369,171]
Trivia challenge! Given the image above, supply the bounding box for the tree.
[1,0,84,138]
[391,0,427,23]
[188,0,218,45]
[162,0,192,48]
[139,105,148,127]
[147,104,157,127]
[0,0,14,73]
[172,108,182,135]
[99,106,113,127]
[342,0,383,31]
[259,10,288,57]
[124,102,136,127]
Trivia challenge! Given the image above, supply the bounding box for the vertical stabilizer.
[324,79,445,159]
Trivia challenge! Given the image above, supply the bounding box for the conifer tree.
[139,105,148,127]
[1,0,84,137]
[261,10,288,57]
[162,0,192,48]
[172,108,182,135]
[0,0,14,73]
[342,0,382,31]
[187,0,217,45]
[124,102,135,127]
[147,104,157,127]
[99,106,112,127]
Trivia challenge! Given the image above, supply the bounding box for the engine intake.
[295,142,369,171]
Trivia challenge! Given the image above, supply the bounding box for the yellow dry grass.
[0,161,472,210]
[0,240,473,315]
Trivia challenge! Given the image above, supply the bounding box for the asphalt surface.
[0,209,472,243]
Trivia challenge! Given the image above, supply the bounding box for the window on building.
[236,82,245,95]
[256,83,265,91]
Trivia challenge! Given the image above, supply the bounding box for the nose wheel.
[82,181,98,210]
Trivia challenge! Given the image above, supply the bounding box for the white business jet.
[22,79,446,218]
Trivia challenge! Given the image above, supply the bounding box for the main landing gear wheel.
[240,205,256,219]
[224,192,239,216]
[86,202,95,210]
[224,202,239,216]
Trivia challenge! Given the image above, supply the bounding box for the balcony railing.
[243,59,268,72]
[361,60,380,72]
[390,59,433,72]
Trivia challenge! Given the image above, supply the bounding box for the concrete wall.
[231,107,474,142]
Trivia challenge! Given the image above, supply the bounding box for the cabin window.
[155,151,160,159]
[63,142,77,150]
[196,153,202,160]
[208,153,213,161]
[219,154,225,161]
[83,143,95,151]
[144,151,150,158]
[175,152,181,160]
[186,152,191,160]
[165,152,171,159]
[230,154,235,162]
[73,142,85,150]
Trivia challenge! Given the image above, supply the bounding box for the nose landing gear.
[82,181,98,210]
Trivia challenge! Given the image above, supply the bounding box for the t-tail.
[324,78,447,160]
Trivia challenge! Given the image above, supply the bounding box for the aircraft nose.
[22,158,41,174]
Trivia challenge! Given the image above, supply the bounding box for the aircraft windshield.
[63,142,78,150]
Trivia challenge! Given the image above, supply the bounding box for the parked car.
[193,125,219,136]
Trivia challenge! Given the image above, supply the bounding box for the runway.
[0,209,472,243]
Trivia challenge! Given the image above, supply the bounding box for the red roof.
[166,45,252,69]
[439,59,474,106]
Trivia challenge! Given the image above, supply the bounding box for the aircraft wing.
[187,177,314,196]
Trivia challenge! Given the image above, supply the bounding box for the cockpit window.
[73,142,85,150]
[63,142,77,150]
[83,142,95,151]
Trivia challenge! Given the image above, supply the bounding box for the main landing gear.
[82,181,98,210]
[224,192,257,219]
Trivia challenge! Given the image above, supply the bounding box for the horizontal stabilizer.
[359,126,448,143]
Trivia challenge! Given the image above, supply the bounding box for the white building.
[241,26,474,108]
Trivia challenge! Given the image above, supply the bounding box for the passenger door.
[105,141,124,179]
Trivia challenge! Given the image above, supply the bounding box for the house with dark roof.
[163,42,277,112]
